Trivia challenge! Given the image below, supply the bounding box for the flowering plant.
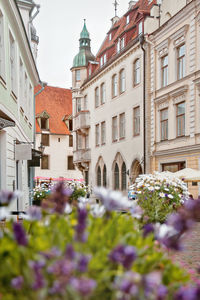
[0,183,193,299]
[32,184,51,206]
[131,172,189,223]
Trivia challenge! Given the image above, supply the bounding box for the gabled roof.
[96,0,156,58]
[35,85,72,135]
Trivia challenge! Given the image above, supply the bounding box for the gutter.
[139,33,146,174]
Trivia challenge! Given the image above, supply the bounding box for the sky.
[34,0,130,89]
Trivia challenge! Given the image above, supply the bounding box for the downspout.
[139,34,146,174]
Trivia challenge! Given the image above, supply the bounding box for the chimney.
[128,1,137,10]
[111,16,120,26]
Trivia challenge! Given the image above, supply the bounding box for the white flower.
[155,186,160,190]
[64,203,72,214]
[159,192,165,198]
[155,223,177,239]
[0,207,9,220]
[148,186,154,191]
[168,194,173,199]
[90,204,105,218]
[164,188,169,192]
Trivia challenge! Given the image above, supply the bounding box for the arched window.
[112,74,117,97]
[121,162,127,191]
[97,166,101,186]
[103,165,107,187]
[119,69,125,93]
[95,87,99,108]
[114,163,119,190]
[134,59,140,85]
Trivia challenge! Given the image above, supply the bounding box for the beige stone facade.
[148,0,200,198]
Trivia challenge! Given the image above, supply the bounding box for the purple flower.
[47,259,75,276]
[27,206,42,220]
[0,190,20,206]
[65,244,76,260]
[143,223,154,237]
[77,255,90,272]
[13,222,27,246]
[40,247,61,260]
[167,213,193,235]
[70,277,96,297]
[109,245,137,269]
[29,260,46,290]
[184,199,200,221]
[157,285,168,300]
[174,285,200,300]
[75,208,88,242]
[11,276,24,290]
[49,281,64,295]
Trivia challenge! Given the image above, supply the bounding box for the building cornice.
[153,143,200,157]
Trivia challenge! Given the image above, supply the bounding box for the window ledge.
[133,133,140,137]
[11,91,17,102]
[112,139,118,143]
[0,76,6,89]
[119,137,125,141]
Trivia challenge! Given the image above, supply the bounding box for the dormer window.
[109,33,112,41]
[89,67,92,76]
[41,118,48,130]
[37,111,50,131]
[104,54,107,64]
[117,39,120,53]
[100,57,103,67]
[121,38,125,49]
[126,15,130,25]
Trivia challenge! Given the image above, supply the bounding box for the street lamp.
[38,142,45,157]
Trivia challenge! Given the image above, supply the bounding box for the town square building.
[0,0,40,211]
[35,85,83,183]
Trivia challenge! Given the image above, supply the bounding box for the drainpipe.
[139,34,146,174]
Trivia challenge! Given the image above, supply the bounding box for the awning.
[0,110,15,130]
[34,176,84,182]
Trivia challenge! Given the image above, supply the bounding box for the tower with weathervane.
[71,20,95,185]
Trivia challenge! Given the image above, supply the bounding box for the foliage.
[70,187,87,203]
[32,185,51,206]
[132,172,189,224]
[0,184,191,300]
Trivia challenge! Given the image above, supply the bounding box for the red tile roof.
[35,85,72,135]
[96,0,156,61]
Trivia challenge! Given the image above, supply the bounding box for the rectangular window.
[162,161,186,172]
[112,116,118,141]
[69,119,73,131]
[0,11,5,80]
[177,44,185,80]
[24,73,28,114]
[95,87,99,108]
[134,59,140,85]
[104,54,107,64]
[84,95,88,110]
[160,108,168,140]
[120,69,125,93]
[161,55,168,87]
[100,83,106,104]
[85,135,89,149]
[176,102,185,137]
[68,156,75,170]
[100,57,103,67]
[117,39,120,53]
[119,113,125,139]
[9,32,16,94]
[112,74,117,97]
[41,134,49,146]
[109,33,112,41]
[101,121,106,145]
[28,84,32,120]
[126,15,130,25]
[95,124,100,146]
[121,38,125,49]
[41,118,48,130]
[41,155,49,169]
[133,106,140,136]
[69,135,73,147]
[76,98,81,113]
[75,69,80,81]
[77,134,82,150]
[138,21,143,35]
[19,59,24,103]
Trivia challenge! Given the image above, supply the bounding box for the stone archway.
[130,159,143,183]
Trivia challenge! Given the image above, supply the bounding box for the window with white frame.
[76,98,81,113]
[100,82,106,104]
[84,95,88,110]
[121,37,125,50]
[104,54,107,64]
[134,59,140,85]
[176,102,185,137]
[117,39,120,53]
[161,55,168,87]
[138,21,143,35]
[109,33,112,41]
[119,113,125,138]
[19,59,23,103]
[101,121,106,145]
[95,124,100,146]
[133,106,140,136]
[112,116,118,141]
[126,15,130,25]
[112,74,117,97]
[100,57,103,67]
[85,135,89,149]
[119,69,125,93]
[95,87,99,108]
[0,11,5,80]
[177,44,185,80]
[160,108,168,140]
[75,69,81,81]
[77,133,82,150]
[9,32,16,94]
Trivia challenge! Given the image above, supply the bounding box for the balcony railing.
[73,111,90,132]
[73,148,91,163]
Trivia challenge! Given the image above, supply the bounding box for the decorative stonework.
[169,85,188,104]
[170,24,189,47]
[0,117,15,130]
[156,39,169,58]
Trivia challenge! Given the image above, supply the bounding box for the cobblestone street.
[172,222,200,281]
